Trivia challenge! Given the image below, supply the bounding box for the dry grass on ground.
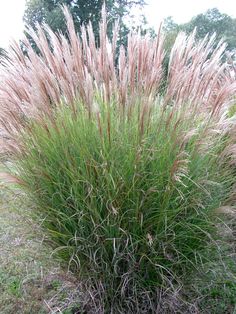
[0,186,81,314]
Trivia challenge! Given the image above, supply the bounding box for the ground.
[0,185,236,314]
[0,186,80,314]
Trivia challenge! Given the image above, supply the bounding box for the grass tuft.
[0,5,236,312]
[12,101,235,311]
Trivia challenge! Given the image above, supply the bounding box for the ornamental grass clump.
[0,6,236,313]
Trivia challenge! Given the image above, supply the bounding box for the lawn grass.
[0,186,81,314]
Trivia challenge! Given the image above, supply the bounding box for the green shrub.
[12,101,233,311]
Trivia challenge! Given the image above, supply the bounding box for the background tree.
[24,0,147,46]
[161,8,236,89]
[163,8,236,52]
[162,17,180,52]
[0,48,9,66]
[182,8,236,51]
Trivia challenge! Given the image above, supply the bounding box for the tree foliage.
[183,8,236,51]
[0,48,9,66]
[24,0,146,44]
[163,8,236,52]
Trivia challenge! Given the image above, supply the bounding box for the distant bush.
[0,6,236,313]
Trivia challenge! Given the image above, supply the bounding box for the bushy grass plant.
[12,101,234,311]
[0,6,236,313]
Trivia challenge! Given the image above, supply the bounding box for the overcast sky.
[145,0,236,27]
[0,0,236,48]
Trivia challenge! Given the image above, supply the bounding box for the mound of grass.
[10,102,233,312]
[1,6,236,313]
